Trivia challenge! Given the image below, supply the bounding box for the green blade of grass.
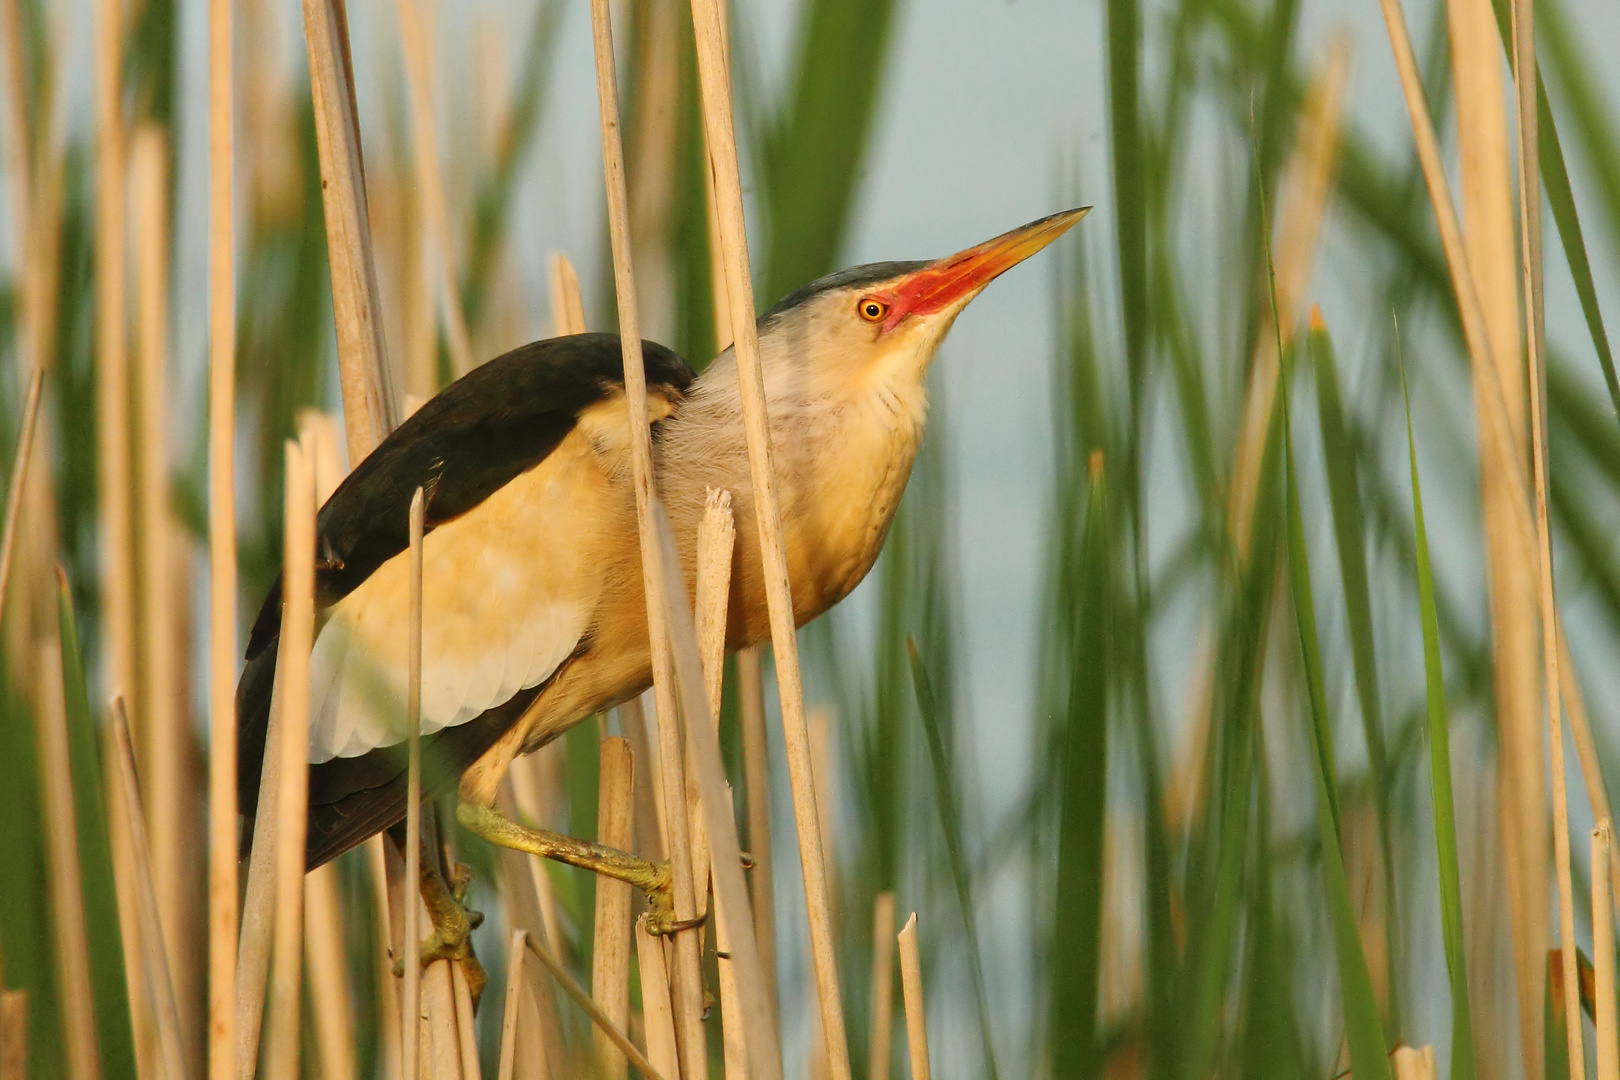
[758,0,901,304]
[907,638,999,1080]
[1310,317,1400,1038]
[1047,457,1110,1079]
[56,568,138,1080]
[1281,370,1394,1080]
[1399,358,1476,1080]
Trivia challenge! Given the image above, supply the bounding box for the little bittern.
[237,207,1086,985]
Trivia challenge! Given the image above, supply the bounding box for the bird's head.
[755,207,1089,396]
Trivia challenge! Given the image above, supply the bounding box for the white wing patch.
[306,438,608,764]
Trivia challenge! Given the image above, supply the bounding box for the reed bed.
[3,0,1620,1076]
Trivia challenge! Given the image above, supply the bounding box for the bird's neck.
[655,346,928,643]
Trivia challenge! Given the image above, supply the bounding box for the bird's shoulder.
[245,333,693,660]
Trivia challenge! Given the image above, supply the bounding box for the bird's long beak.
[886,207,1089,328]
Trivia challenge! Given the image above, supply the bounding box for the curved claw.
[640,861,709,936]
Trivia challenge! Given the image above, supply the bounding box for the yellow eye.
[857,297,889,323]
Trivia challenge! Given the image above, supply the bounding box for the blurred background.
[3,0,1620,1075]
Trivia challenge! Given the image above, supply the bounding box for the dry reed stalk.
[302,0,398,461]
[1595,822,1618,1080]
[393,0,474,377]
[404,487,425,1080]
[527,930,667,1080]
[108,699,188,1080]
[303,864,359,1080]
[687,0,849,1063]
[1559,628,1620,913]
[868,893,896,1080]
[1226,39,1348,551]
[36,640,102,1080]
[585,0,708,1069]
[593,737,636,1080]
[1447,0,1546,1060]
[205,0,239,1067]
[505,766,566,955]
[897,914,927,1080]
[654,506,784,1080]
[1392,1046,1438,1080]
[1509,0,1578,1062]
[1383,0,1587,1056]
[621,694,668,861]
[0,990,24,1080]
[736,646,776,1012]
[489,851,565,1073]
[635,918,680,1080]
[714,862,749,1080]
[496,930,529,1080]
[130,129,194,1029]
[549,254,587,336]
[452,965,482,1080]
[264,440,316,1080]
[626,0,679,343]
[688,491,748,1078]
[424,960,464,1080]
[94,0,135,762]
[367,838,404,1080]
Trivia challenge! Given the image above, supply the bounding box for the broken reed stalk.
[1560,628,1620,911]
[1392,1046,1439,1080]
[583,0,708,1070]
[635,918,680,1080]
[868,892,897,1080]
[591,737,635,1080]
[690,491,748,1078]
[549,254,587,336]
[264,441,316,1080]
[36,640,102,1080]
[1510,0,1580,1066]
[525,927,668,1080]
[403,487,426,1080]
[737,645,777,1012]
[685,1,850,1068]
[1595,822,1618,1080]
[304,865,359,1080]
[0,991,24,1080]
[688,487,735,911]
[655,504,785,1080]
[897,914,928,1080]
[393,0,474,377]
[94,0,135,755]
[302,0,398,462]
[108,699,187,1080]
[130,128,190,1018]
[206,0,239,1067]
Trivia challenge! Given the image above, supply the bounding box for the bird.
[237,206,1086,984]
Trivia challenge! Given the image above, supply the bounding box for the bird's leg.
[456,801,704,936]
[392,838,488,1006]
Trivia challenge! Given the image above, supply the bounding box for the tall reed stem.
[685,2,850,1069]
[205,0,239,1070]
[583,0,707,1070]
[403,487,425,1080]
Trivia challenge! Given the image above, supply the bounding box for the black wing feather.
[236,333,693,867]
